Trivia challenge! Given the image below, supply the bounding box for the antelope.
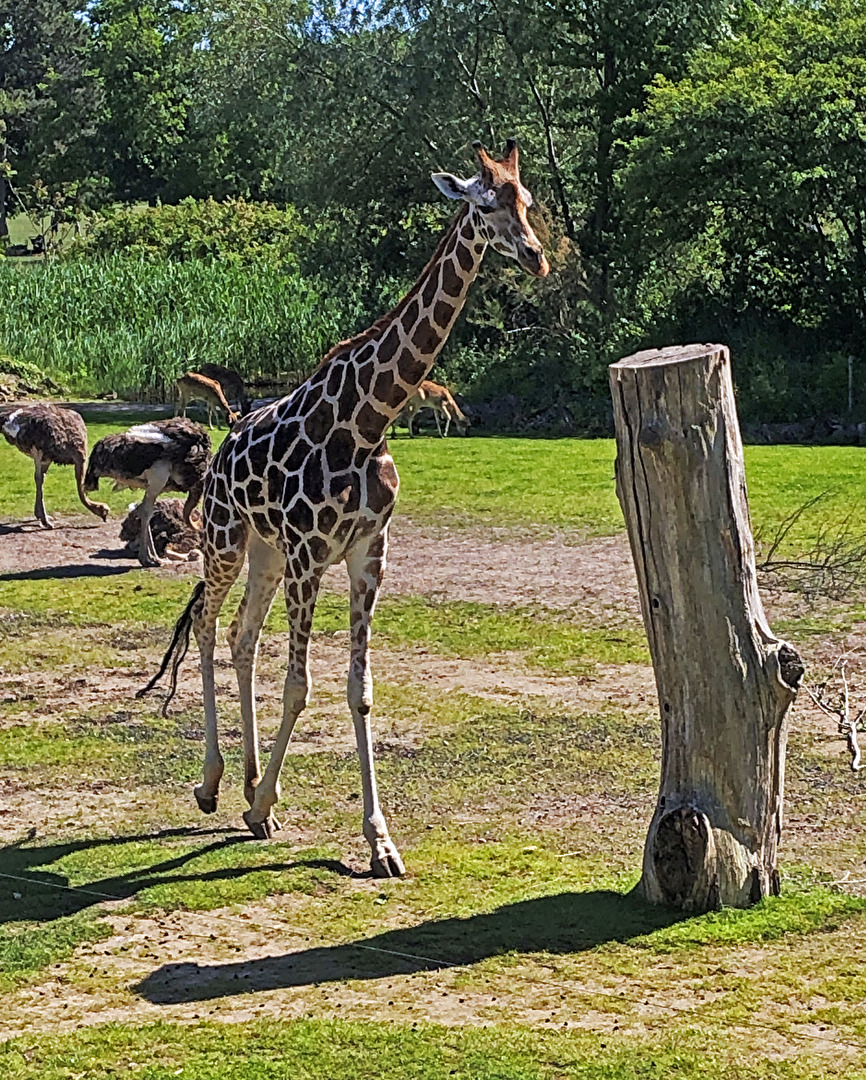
[176,372,238,428]
[398,379,470,437]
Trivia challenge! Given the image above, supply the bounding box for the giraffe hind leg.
[192,540,247,814]
[227,534,285,810]
[243,560,322,840]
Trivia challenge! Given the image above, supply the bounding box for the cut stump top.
[610,344,728,371]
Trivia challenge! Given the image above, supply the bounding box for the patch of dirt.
[2,896,865,1063]
[0,513,640,615]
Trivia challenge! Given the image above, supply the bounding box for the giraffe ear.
[431,172,473,201]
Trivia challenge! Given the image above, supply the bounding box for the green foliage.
[0,256,341,397]
[0,0,104,223]
[87,0,203,203]
[622,0,866,407]
[72,198,307,266]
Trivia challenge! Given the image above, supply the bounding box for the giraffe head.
[432,139,549,278]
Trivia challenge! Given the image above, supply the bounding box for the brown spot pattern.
[433,300,455,327]
[442,260,462,297]
[400,299,419,333]
[411,318,440,355]
[397,348,426,384]
[378,327,400,364]
[355,401,386,443]
[455,242,473,272]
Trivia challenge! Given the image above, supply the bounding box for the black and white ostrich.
[0,403,110,529]
[84,418,211,566]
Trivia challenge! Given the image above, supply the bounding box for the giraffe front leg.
[243,566,321,840]
[346,536,404,878]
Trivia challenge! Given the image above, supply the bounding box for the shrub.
[70,198,306,267]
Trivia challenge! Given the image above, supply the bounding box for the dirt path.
[0,514,640,614]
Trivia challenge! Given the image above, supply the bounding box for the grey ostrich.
[0,403,110,529]
[84,418,211,566]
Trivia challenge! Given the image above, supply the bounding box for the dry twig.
[805,658,864,772]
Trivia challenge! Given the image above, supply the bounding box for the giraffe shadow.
[0,826,353,926]
[135,888,688,1004]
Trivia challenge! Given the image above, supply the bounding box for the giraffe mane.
[316,205,470,371]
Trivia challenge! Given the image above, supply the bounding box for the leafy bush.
[70,198,307,267]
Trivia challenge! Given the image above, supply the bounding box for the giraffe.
[140,139,548,877]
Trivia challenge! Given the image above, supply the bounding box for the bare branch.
[805,659,865,772]
[756,493,866,599]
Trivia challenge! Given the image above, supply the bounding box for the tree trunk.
[609,344,804,911]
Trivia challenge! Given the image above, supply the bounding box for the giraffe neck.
[318,206,489,447]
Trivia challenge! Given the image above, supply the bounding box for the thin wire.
[3,864,866,1052]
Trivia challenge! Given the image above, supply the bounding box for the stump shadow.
[135,888,688,1004]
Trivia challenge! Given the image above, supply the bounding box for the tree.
[88,0,204,203]
[623,0,866,346]
[0,0,103,237]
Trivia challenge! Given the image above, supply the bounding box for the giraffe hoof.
[39,519,54,531]
[243,810,281,839]
[371,852,406,879]
[194,788,218,814]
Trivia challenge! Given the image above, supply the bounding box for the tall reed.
[0,256,347,398]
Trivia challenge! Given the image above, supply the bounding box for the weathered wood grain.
[610,344,804,910]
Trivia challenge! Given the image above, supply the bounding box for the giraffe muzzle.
[520,246,550,278]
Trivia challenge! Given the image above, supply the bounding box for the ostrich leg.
[33,456,52,529]
[136,462,172,567]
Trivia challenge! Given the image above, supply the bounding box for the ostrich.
[0,403,109,529]
[84,418,211,567]
[120,498,202,561]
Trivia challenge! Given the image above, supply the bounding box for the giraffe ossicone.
[140,139,548,877]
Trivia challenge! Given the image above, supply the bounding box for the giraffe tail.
[136,580,206,715]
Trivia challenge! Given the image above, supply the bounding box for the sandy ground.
[0,513,641,614]
[0,512,863,1048]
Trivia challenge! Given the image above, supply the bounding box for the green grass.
[4,428,866,1070]
[5,425,866,543]
[0,574,646,676]
[0,912,110,994]
[5,1015,866,1080]
[389,436,622,532]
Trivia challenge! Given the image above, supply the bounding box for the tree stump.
[609,344,804,911]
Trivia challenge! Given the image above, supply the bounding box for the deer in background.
[176,372,238,428]
[397,379,470,437]
[196,363,251,418]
